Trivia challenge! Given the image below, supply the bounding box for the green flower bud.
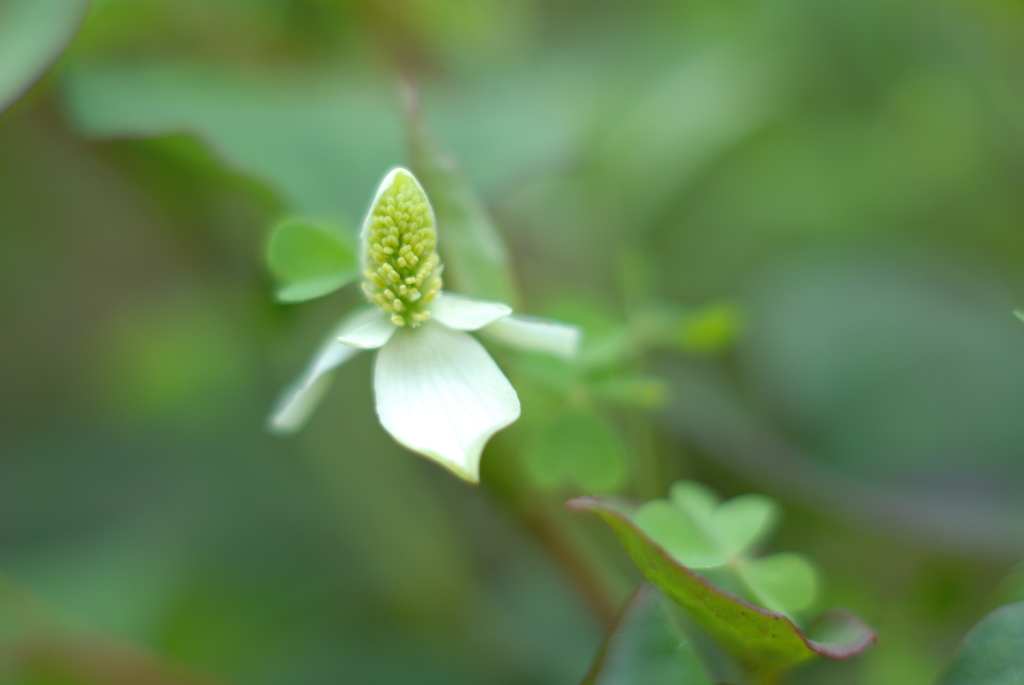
[361,169,443,327]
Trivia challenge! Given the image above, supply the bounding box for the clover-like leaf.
[267,218,358,302]
[567,496,875,682]
[713,494,779,558]
[740,553,819,616]
[637,480,779,566]
[670,480,721,530]
[634,499,724,568]
[526,408,627,492]
[581,584,713,685]
[934,600,1024,685]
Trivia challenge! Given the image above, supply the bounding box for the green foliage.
[634,480,803,614]
[0,0,91,114]
[934,601,1024,685]
[635,481,816,619]
[741,553,818,617]
[635,482,817,618]
[581,585,713,685]
[266,217,358,302]
[525,408,627,493]
[568,495,874,682]
[8,0,1024,683]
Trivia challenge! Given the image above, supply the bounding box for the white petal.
[267,315,363,434]
[430,291,513,331]
[373,322,521,482]
[482,314,582,359]
[337,306,395,349]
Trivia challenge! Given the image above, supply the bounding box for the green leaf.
[567,496,875,682]
[1015,309,1024,324]
[935,601,1024,685]
[740,553,819,616]
[0,0,91,114]
[403,85,519,306]
[713,494,779,558]
[634,500,724,569]
[581,584,713,685]
[267,218,357,303]
[669,480,722,532]
[672,481,778,557]
[526,408,626,492]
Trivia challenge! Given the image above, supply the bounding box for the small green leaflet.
[633,480,779,568]
[266,218,358,303]
[633,481,819,617]
[567,495,875,683]
[740,552,818,617]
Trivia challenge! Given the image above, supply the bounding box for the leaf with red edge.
[567,495,875,683]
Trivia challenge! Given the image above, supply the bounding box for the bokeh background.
[3,0,1024,683]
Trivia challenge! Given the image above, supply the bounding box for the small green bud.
[361,170,443,326]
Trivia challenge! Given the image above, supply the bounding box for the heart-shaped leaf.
[714,494,779,558]
[635,480,779,568]
[934,600,1024,685]
[633,499,724,568]
[526,408,626,492]
[581,584,713,685]
[567,496,875,681]
[740,553,819,616]
[670,480,721,530]
[266,218,357,302]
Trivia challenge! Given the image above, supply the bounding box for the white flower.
[268,168,581,483]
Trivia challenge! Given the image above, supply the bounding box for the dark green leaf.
[0,0,91,114]
[567,496,875,681]
[581,584,713,685]
[267,218,357,303]
[935,601,1024,685]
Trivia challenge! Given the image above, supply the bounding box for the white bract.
[269,168,580,483]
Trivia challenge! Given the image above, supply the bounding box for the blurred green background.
[3,0,1024,683]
